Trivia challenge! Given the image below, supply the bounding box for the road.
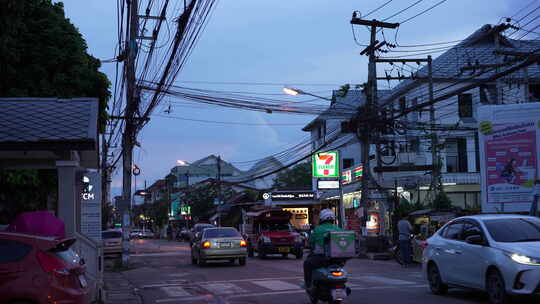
[104,238,538,304]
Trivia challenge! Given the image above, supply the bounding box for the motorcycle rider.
[303,209,343,289]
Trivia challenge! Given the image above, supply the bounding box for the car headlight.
[262,236,271,243]
[509,253,540,266]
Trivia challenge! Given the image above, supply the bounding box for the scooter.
[306,258,352,304]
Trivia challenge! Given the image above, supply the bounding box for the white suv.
[423,214,540,304]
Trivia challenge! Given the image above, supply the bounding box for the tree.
[0,0,111,132]
[431,191,453,211]
[185,182,235,221]
[273,162,312,189]
[0,0,111,221]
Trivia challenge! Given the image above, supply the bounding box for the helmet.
[319,209,336,222]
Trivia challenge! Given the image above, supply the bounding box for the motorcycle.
[306,258,352,304]
[391,234,427,265]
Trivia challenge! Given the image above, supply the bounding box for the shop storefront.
[264,190,320,231]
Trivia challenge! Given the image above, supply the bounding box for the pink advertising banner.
[484,121,538,205]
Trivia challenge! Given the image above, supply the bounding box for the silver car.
[191,227,247,266]
[423,214,540,304]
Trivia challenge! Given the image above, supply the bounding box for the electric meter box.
[325,231,356,258]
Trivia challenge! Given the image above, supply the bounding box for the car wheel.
[258,247,266,259]
[191,254,197,265]
[239,257,246,266]
[428,263,448,295]
[198,257,206,267]
[487,269,510,304]
[282,253,288,259]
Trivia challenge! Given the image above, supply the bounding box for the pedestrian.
[166,225,172,241]
[398,215,413,267]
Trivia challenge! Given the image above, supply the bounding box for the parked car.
[423,214,540,304]
[191,227,247,266]
[140,229,154,239]
[0,232,89,304]
[189,223,215,243]
[102,230,122,256]
[130,229,142,239]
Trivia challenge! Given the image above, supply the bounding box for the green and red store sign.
[341,165,363,184]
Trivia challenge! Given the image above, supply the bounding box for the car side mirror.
[465,235,484,245]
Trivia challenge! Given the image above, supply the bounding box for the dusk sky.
[60,0,520,196]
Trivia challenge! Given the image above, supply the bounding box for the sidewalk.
[103,239,187,303]
[103,271,141,304]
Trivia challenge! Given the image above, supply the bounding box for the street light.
[282,87,333,101]
[176,160,189,166]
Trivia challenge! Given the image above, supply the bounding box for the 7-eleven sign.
[312,151,339,178]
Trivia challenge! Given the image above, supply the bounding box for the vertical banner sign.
[313,151,339,178]
[352,166,363,180]
[480,120,538,206]
[80,171,102,241]
[342,170,352,184]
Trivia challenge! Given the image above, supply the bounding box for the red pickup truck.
[244,209,304,259]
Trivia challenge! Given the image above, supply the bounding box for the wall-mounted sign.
[342,165,363,185]
[79,172,101,241]
[342,170,352,184]
[313,151,339,178]
[317,180,340,189]
[352,166,363,179]
[270,191,315,201]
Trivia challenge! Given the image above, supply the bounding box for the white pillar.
[56,160,80,237]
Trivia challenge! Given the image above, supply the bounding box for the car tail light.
[37,251,69,277]
[240,240,247,247]
[331,271,344,277]
[420,241,429,249]
[202,241,211,248]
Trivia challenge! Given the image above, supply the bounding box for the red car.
[0,232,89,304]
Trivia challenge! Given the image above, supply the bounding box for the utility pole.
[216,155,222,226]
[351,15,398,237]
[428,55,440,202]
[120,0,139,266]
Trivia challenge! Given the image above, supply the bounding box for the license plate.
[220,242,231,248]
[278,247,290,253]
[331,288,346,300]
[79,275,88,288]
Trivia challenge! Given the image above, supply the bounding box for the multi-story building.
[170,155,243,188]
[304,24,540,234]
[377,24,540,210]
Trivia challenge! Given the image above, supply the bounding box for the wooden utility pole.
[351,16,398,237]
[121,0,139,266]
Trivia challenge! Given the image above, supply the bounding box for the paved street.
[104,239,539,304]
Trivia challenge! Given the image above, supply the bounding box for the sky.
[59,0,521,197]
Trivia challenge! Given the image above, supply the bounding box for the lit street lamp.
[282,87,333,101]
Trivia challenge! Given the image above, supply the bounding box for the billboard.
[313,151,339,178]
[479,104,540,213]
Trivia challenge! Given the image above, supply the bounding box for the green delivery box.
[326,231,356,258]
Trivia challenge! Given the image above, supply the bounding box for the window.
[102,231,122,239]
[0,239,32,263]
[458,94,473,118]
[484,218,540,242]
[528,84,540,102]
[317,121,327,139]
[399,97,407,114]
[443,222,465,240]
[260,223,293,232]
[445,138,468,173]
[203,228,240,238]
[411,98,419,121]
[462,221,483,240]
[343,158,354,169]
